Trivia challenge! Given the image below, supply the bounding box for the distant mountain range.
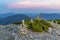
[39,14,60,20]
[0,14,31,25]
[0,13,60,25]
[24,13,60,20]
[0,13,17,18]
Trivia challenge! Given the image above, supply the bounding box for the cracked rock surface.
[0,24,60,40]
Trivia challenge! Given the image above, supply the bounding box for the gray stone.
[29,35,33,38]
[48,27,52,33]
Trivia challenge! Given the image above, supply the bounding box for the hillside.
[0,14,31,25]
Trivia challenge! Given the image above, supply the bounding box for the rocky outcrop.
[0,24,60,40]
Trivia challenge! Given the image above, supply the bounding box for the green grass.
[25,17,52,32]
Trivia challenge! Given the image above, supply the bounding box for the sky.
[0,0,60,14]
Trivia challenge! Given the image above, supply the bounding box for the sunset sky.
[0,0,60,13]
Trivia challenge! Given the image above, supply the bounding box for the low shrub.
[25,17,51,32]
[13,22,22,25]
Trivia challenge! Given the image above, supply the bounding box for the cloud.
[1,0,60,13]
[7,1,48,8]
[7,0,60,10]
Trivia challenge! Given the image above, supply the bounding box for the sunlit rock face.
[0,24,60,40]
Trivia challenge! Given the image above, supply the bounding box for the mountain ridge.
[0,14,31,25]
